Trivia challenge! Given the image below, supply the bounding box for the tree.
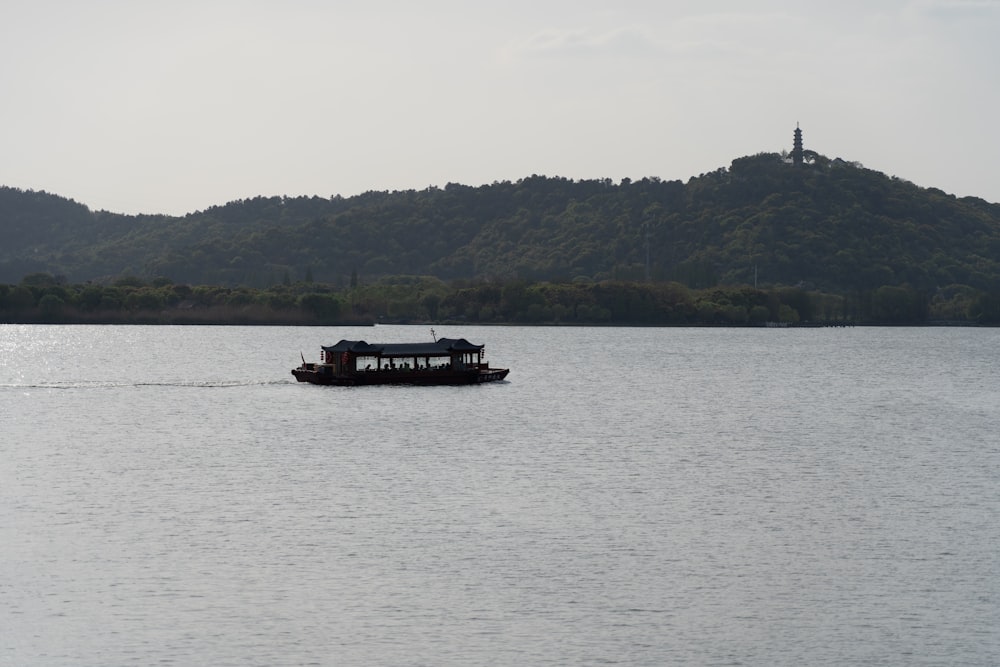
[21,272,58,287]
[968,291,1000,323]
[297,293,342,322]
[38,293,65,319]
[421,292,441,320]
[4,286,36,312]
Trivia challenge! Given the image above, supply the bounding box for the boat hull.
[292,366,509,386]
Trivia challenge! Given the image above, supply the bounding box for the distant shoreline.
[1,316,992,328]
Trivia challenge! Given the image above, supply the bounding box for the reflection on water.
[2,324,999,666]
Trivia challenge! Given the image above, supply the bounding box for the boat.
[292,335,510,386]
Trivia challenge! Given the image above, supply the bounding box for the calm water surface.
[1,324,998,666]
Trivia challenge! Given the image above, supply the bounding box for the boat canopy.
[321,338,484,358]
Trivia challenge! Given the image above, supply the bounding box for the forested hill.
[3,152,1000,294]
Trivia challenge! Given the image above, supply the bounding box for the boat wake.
[2,379,296,390]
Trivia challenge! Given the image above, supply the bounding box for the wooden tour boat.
[292,334,509,386]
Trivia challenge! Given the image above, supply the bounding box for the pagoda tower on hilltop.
[792,123,804,166]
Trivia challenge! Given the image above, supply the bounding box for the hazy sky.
[2,0,998,215]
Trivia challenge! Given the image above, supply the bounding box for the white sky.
[2,0,998,215]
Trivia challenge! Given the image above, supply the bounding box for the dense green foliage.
[3,152,1000,326]
[3,274,998,325]
[4,153,1000,296]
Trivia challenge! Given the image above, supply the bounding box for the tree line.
[3,153,1000,299]
[3,273,998,326]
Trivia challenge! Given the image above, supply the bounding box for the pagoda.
[792,123,804,166]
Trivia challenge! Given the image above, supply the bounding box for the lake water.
[1,324,998,666]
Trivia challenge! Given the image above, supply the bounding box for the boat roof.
[322,337,484,357]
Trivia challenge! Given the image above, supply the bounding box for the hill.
[3,152,1000,295]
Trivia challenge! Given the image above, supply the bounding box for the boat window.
[356,355,379,371]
